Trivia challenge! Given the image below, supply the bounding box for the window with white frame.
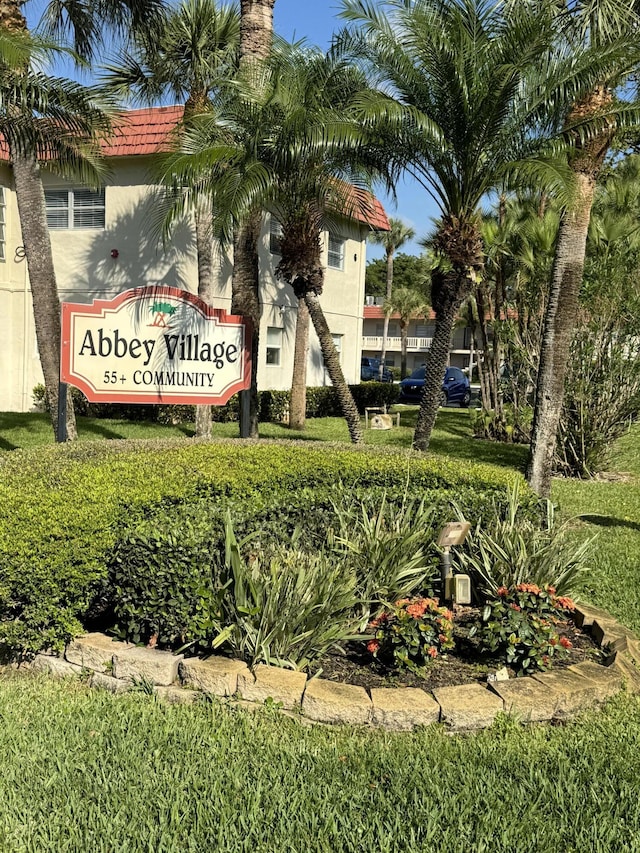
[45,188,105,229]
[270,216,283,254]
[266,326,283,365]
[332,333,343,363]
[0,187,6,261]
[327,235,344,269]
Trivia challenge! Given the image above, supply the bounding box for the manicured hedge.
[33,382,399,424]
[0,439,536,656]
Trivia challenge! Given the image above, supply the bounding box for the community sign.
[61,285,251,405]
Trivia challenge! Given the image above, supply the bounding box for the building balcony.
[362,335,433,353]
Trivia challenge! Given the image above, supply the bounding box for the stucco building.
[0,106,389,412]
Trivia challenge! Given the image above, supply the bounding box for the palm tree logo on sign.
[149,302,178,329]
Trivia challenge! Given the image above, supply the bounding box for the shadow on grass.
[579,514,640,533]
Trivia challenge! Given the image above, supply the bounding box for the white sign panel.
[61,286,251,404]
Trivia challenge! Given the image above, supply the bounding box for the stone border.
[18,603,640,732]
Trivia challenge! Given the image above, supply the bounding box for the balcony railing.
[362,335,434,352]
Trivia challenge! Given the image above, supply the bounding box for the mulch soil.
[311,606,602,692]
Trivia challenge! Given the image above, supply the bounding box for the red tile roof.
[364,305,437,320]
[101,105,185,157]
[363,305,517,320]
[102,106,390,230]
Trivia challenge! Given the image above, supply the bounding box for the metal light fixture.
[437,521,471,604]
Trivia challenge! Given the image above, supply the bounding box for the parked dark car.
[361,357,393,383]
[399,365,471,406]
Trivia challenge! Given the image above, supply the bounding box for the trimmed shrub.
[0,440,534,656]
[33,383,399,424]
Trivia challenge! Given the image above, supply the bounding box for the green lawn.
[1,410,639,851]
[0,406,529,469]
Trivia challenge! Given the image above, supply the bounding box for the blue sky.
[274,0,433,259]
[26,0,435,261]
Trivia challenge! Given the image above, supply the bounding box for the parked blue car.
[361,357,393,383]
[399,365,471,406]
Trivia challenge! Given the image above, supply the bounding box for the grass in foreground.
[553,422,640,632]
[1,674,640,853]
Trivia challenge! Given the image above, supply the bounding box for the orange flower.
[509,603,522,612]
[406,602,427,619]
[427,646,438,659]
[438,634,447,644]
[497,586,509,597]
[516,583,541,595]
[555,596,576,611]
[547,586,556,595]
[559,636,573,649]
[395,598,410,608]
[367,640,380,654]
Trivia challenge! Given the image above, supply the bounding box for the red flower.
[559,636,573,649]
[367,640,380,654]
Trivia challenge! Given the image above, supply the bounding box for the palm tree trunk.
[12,151,77,440]
[526,173,596,495]
[380,248,393,378]
[232,210,262,437]
[289,298,309,430]
[194,202,214,438]
[527,87,613,497]
[229,0,275,438]
[239,0,275,60]
[400,322,408,380]
[303,290,362,444]
[413,293,458,451]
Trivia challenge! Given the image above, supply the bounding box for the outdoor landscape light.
[437,521,471,604]
[110,249,119,259]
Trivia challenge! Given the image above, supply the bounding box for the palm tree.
[233,0,276,438]
[526,0,640,496]
[368,217,415,379]
[0,0,163,440]
[158,44,386,443]
[104,0,240,437]
[339,0,634,452]
[384,286,430,380]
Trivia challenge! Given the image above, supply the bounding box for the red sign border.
[61,285,252,405]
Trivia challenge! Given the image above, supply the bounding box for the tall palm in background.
[158,44,386,443]
[368,217,415,379]
[104,0,240,437]
[232,0,276,437]
[526,0,640,496]
[0,0,163,439]
[384,285,429,380]
[339,0,632,452]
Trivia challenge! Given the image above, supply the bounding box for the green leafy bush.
[108,509,227,648]
[330,492,440,627]
[469,584,576,674]
[215,515,361,669]
[453,482,591,597]
[0,440,533,656]
[367,597,455,673]
[33,383,399,423]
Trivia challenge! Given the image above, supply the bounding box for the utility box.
[445,574,472,605]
